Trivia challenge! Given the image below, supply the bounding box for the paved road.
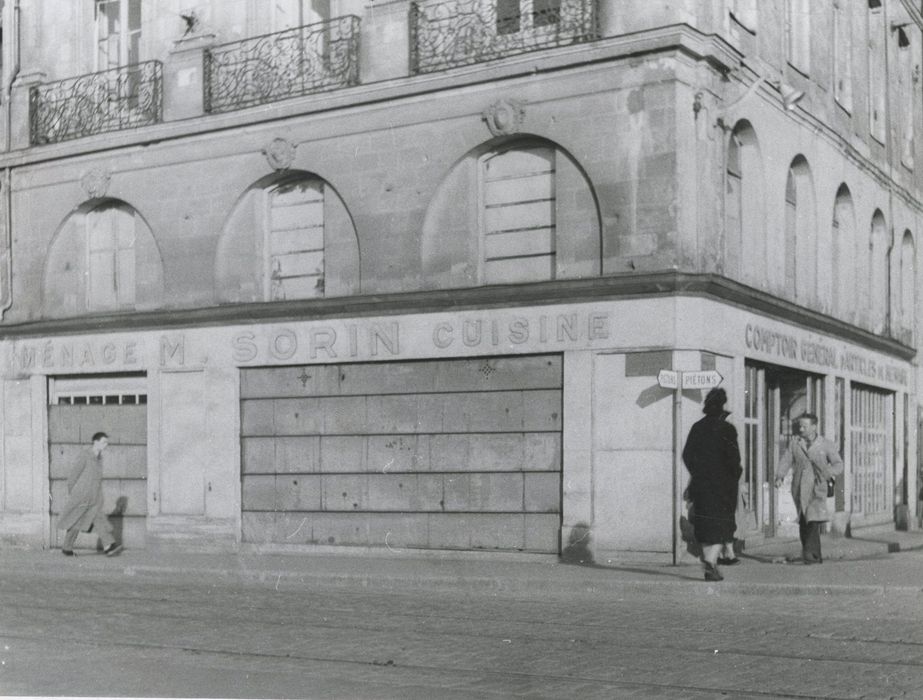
[2,555,923,699]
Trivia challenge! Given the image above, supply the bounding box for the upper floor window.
[900,231,915,339]
[898,27,915,169]
[265,179,325,300]
[868,0,886,143]
[479,147,555,284]
[833,0,853,112]
[869,210,889,333]
[725,122,765,287]
[271,0,329,30]
[785,157,816,306]
[832,185,856,321]
[96,0,141,70]
[497,0,561,34]
[87,202,136,311]
[786,0,810,74]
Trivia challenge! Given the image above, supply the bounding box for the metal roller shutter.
[240,355,562,553]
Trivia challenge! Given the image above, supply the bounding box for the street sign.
[657,369,679,389]
[681,370,723,389]
[658,369,723,390]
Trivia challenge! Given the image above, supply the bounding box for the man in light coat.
[57,431,123,557]
[775,413,843,564]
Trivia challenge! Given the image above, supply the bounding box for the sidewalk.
[4,530,923,598]
[741,527,923,561]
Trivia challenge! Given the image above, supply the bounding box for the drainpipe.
[0,0,20,320]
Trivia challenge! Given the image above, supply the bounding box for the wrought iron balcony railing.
[410,0,597,74]
[204,16,361,114]
[30,61,163,145]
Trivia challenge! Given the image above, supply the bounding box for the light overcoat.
[57,448,105,533]
[776,435,843,523]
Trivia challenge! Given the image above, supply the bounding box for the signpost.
[659,369,724,565]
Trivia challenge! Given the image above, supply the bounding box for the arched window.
[479,146,556,284]
[726,132,742,276]
[725,122,765,285]
[869,210,889,333]
[832,185,856,320]
[43,199,164,318]
[86,202,137,310]
[784,157,815,305]
[215,171,359,303]
[264,179,325,300]
[900,230,915,341]
[422,138,599,288]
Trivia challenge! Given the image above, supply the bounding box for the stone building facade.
[0,0,919,562]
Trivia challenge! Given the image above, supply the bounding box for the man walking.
[58,431,123,557]
[775,414,843,564]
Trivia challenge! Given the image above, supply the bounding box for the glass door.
[744,362,824,537]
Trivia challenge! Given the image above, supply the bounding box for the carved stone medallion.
[263,137,297,171]
[482,99,525,137]
[80,168,111,199]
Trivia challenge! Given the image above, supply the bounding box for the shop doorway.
[48,375,148,550]
[742,362,824,538]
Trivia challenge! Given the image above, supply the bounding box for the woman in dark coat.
[682,388,742,581]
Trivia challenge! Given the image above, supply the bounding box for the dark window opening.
[497,0,521,34]
[533,0,560,27]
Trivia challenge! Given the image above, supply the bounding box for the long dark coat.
[57,448,105,533]
[682,411,743,545]
[776,436,843,522]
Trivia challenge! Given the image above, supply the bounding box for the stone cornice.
[0,272,914,361]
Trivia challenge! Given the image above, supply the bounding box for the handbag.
[826,477,836,498]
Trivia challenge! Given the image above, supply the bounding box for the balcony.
[204,16,361,114]
[29,61,163,145]
[410,0,597,74]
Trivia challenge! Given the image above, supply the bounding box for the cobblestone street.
[2,549,923,698]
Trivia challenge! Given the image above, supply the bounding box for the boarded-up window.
[480,147,556,284]
[87,203,136,311]
[786,0,810,74]
[869,211,888,333]
[726,134,743,274]
[868,0,886,143]
[784,157,816,305]
[784,170,797,294]
[266,180,325,301]
[900,231,915,337]
[833,0,853,111]
[833,185,856,320]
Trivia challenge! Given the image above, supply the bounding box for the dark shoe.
[103,543,123,557]
[718,557,740,566]
[704,562,723,581]
[802,556,822,565]
[61,549,75,556]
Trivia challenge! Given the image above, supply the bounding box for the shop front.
[736,318,913,543]
[0,295,914,562]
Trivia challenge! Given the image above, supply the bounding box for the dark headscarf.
[703,387,727,416]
